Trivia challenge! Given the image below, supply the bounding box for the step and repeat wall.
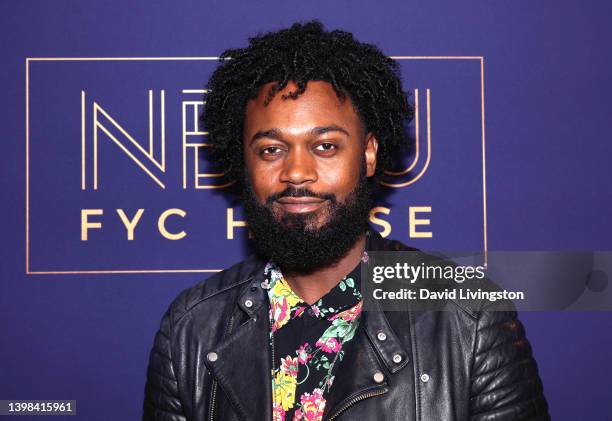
[2,1,611,420]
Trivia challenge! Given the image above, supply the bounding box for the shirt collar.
[264,253,365,322]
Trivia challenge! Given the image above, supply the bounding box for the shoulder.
[163,253,265,326]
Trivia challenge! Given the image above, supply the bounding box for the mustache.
[266,187,336,205]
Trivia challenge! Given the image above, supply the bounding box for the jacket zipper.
[208,311,237,421]
[325,387,389,421]
[271,330,275,380]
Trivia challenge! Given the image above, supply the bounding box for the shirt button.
[420,373,430,383]
[207,352,218,362]
[376,331,387,341]
[244,299,253,308]
[373,371,385,383]
[392,354,403,364]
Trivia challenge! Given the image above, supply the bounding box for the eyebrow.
[250,124,350,144]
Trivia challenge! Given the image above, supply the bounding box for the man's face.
[241,81,378,273]
[243,81,377,229]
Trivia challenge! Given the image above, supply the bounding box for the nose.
[279,146,317,186]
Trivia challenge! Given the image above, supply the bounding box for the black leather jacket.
[143,228,549,421]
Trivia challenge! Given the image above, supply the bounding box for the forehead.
[244,81,364,136]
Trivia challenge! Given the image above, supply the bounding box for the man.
[143,21,549,421]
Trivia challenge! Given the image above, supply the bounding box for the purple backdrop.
[1,1,611,420]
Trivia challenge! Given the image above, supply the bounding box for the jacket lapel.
[204,268,273,421]
[321,228,414,419]
[321,303,412,420]
[321,317,388,419]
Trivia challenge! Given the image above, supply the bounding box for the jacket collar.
[203,266,272,421]
[204,226,411,420]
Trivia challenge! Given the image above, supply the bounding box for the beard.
[242,164,373,275]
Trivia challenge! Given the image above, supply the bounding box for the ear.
[364,133,379,177]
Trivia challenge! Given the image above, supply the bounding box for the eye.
[314,143,337,152]
[260,146,283,155]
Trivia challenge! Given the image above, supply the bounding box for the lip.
[275,197,327,213]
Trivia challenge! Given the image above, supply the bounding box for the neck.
[282,232,366,305]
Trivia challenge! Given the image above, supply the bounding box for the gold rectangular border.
[25,56,487,275]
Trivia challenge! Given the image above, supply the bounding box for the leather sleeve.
[142,304,187,421]
[469,307,550,421]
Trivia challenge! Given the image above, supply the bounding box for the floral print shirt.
[264,257,365,421]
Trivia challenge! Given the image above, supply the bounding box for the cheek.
[248,176,272,204]
[245,157,278,203]
[317,152,362,196]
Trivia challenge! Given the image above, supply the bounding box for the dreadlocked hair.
[201,20,414,186]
